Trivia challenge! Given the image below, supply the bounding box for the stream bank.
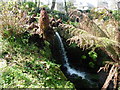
[50,32,115,89]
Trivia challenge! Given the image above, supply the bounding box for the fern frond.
[68,35,120,49]
[58,24,120,61]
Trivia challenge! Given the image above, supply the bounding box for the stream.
[55,32,86,79]
[53,32,99,89]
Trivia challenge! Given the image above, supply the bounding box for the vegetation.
[0,37,73,88]
[0,1,74,88]
[0,1,120,89]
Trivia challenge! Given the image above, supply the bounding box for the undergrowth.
[0,1,74,88]
[0,33,74,88]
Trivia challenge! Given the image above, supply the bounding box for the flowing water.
[55,32,87,79]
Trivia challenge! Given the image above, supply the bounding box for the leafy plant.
[88,51,97,61]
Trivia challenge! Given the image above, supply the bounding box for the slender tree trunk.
[51,0,56,11]
[38,0,40,7]
[64,0,68,15]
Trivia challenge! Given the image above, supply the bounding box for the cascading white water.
[55,32,86,79]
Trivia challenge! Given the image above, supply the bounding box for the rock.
[0,59,7,70]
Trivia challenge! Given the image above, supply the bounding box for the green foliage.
[0,32,74,88]
[49,10,69,21]
[88,51,97,61]
[0,59,74,88]
[20,2,37,15]
[112,10,120,21]
[41,5,49,10]
[89,62,95,68]
[69,43,77,48]
[81,55,87,60]
[22,2,37,9]
[40,41,52,59]
[68,21,79,27]
[88,51,97,68]
[67,1,76,10]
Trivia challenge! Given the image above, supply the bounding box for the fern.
[68,35,120,49]
[60,8,120,62]
[58,9,120,88]
[58,23,120,62]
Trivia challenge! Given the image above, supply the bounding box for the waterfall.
[55,32,86,79]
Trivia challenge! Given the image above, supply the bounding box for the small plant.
[88,51,97,61]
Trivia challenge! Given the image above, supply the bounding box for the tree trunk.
[51,0,56,11]
[38,0,40,7]
[64,0,68,15]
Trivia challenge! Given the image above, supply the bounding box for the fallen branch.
[102,65,117,89]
